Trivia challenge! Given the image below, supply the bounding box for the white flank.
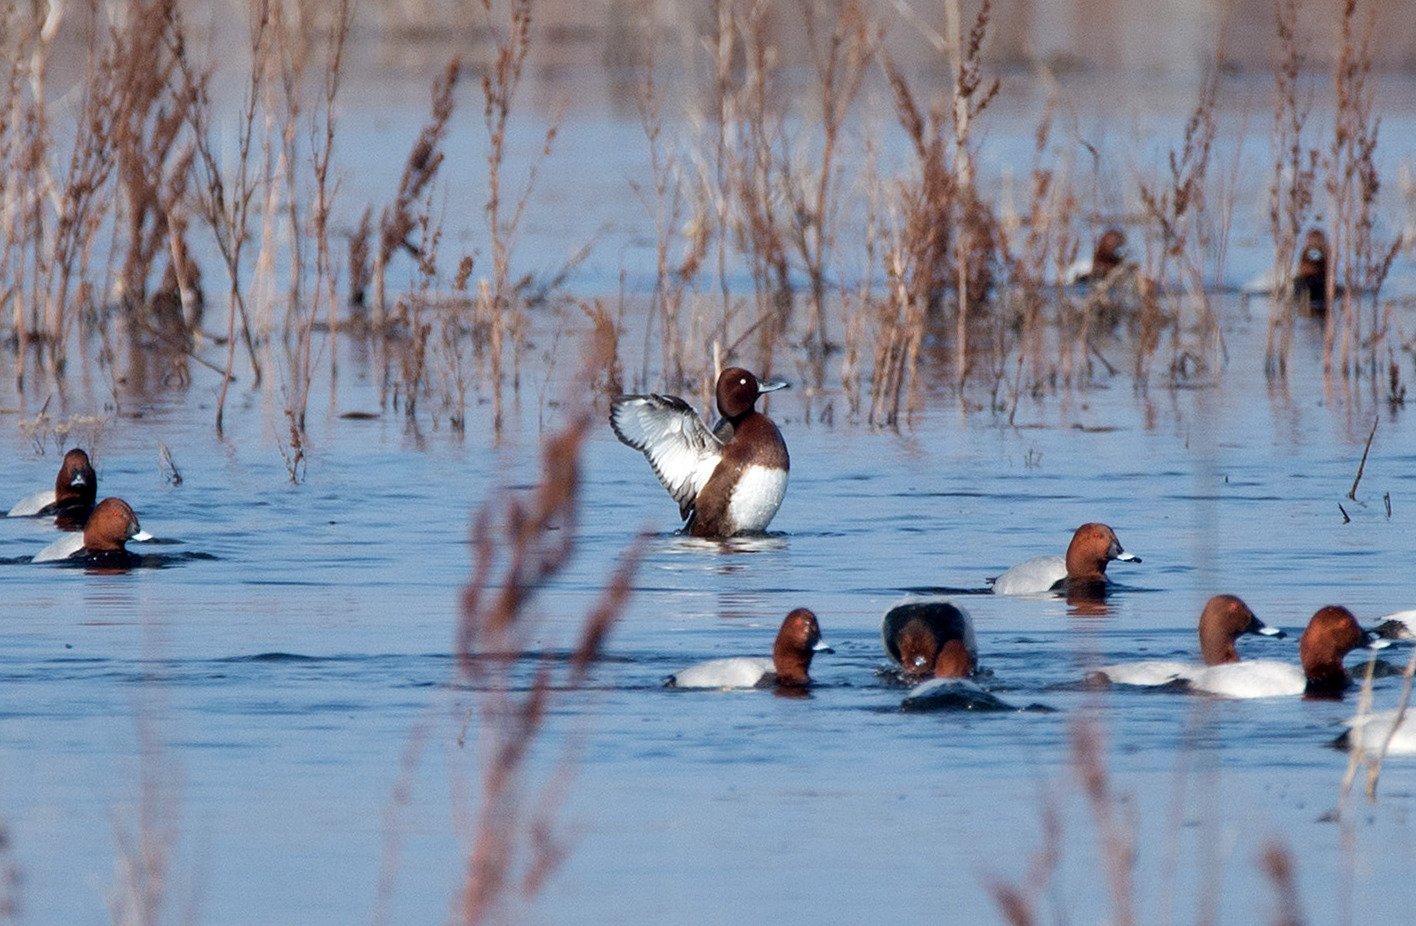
[1095,660,1194,687]
[1187,661,1305,699]
[727,465,788,533]
[990,554,1068,596]
[1343,710,1416,757]
[8,489,55,517]
[33,533,84,563]
[670,657,775,689]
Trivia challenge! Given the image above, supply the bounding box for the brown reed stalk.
[180,1,269,431]
[452,330,639,924]
[1136,72,1219,386]
[882,6,999,389]
[474,0,561,435]
[375,57,459,324]
[1264,0,1317,378]
[1260,841,1305,926]
[987,799,1061,926]
[789,0,878,368]
[632,46,707,391]
[109,0,197,329]
[310,0,351,380]
[944,0,999,387]
[1325,0,1401,380]
[1072,716,1137,926]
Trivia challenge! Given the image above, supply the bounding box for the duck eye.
[740,378,747,385]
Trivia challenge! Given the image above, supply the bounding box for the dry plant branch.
[451,326,640,924]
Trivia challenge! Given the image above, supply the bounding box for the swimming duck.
[8,448,97,528]
[611,367,789,538]
[33,497,154,565]
[666,608,831,689]
[989,522,1139,597]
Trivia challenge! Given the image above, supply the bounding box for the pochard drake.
[667,608,831,690]
[611,367,789,538]
[33,497,154,565]
[881,598,977,679]
[1095,594,1284,687]
[989,523,1139,596]
[1064,228,1129,285]
[8,448,97,527]
[1187,605,1387,699]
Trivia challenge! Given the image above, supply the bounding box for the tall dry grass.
[449,327,639,924]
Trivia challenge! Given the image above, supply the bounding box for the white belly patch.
[727,465,788,533]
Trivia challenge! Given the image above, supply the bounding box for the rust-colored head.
[1299,605,1377,694]
[54,448,97,510]
[772,607,830,686]
[715,367,788,420]
[1064,523,1137,583]
[1093,229,1128,277]
[82,498,146,554]
[1197,594,1282,665]
[882,600,977,679]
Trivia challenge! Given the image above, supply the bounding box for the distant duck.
[8,448,97,529]
[1094,594,1284,687]
[1338,708,1416,757]
[1241,228,1330,312]
[881,598,977,679]
[989,522,1139,597]
[611,367,789,539]
[33,497,154,566]
[1064,228,1129,285]
[666,608,832,689]
[1373,610,1416,641]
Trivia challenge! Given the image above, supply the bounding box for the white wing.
[8,488,56,517]
[610,394,724,519]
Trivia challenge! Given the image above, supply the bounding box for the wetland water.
[4,68,1416,923]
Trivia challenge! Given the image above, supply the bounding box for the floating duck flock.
[608,284,1412,760]
[6,228,1405,770]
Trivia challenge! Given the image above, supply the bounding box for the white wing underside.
[8,489,56,517]
[611,395,724,519]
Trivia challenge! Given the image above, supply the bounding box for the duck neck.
[1199,630,1240,666]
[772,641,812,687]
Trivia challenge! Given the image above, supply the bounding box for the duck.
[666,608,831,689]
[1186,605,1388,699]
[1241,228,1330,311]
[1094,594,1284,686]
[1063,228,1129,285]
[33,497,154,565]
[881,598,976,679]
[1337,708,1416,757]
[1372,610,1416,641]
[7,448,97,527]
[611,366,789,538]
[989,522,1139,597]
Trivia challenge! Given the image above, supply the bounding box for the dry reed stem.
[452,325,639,924]
[1260,841,1305,926]
[1264,0,1317,378]
[1072,716,1136,926]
